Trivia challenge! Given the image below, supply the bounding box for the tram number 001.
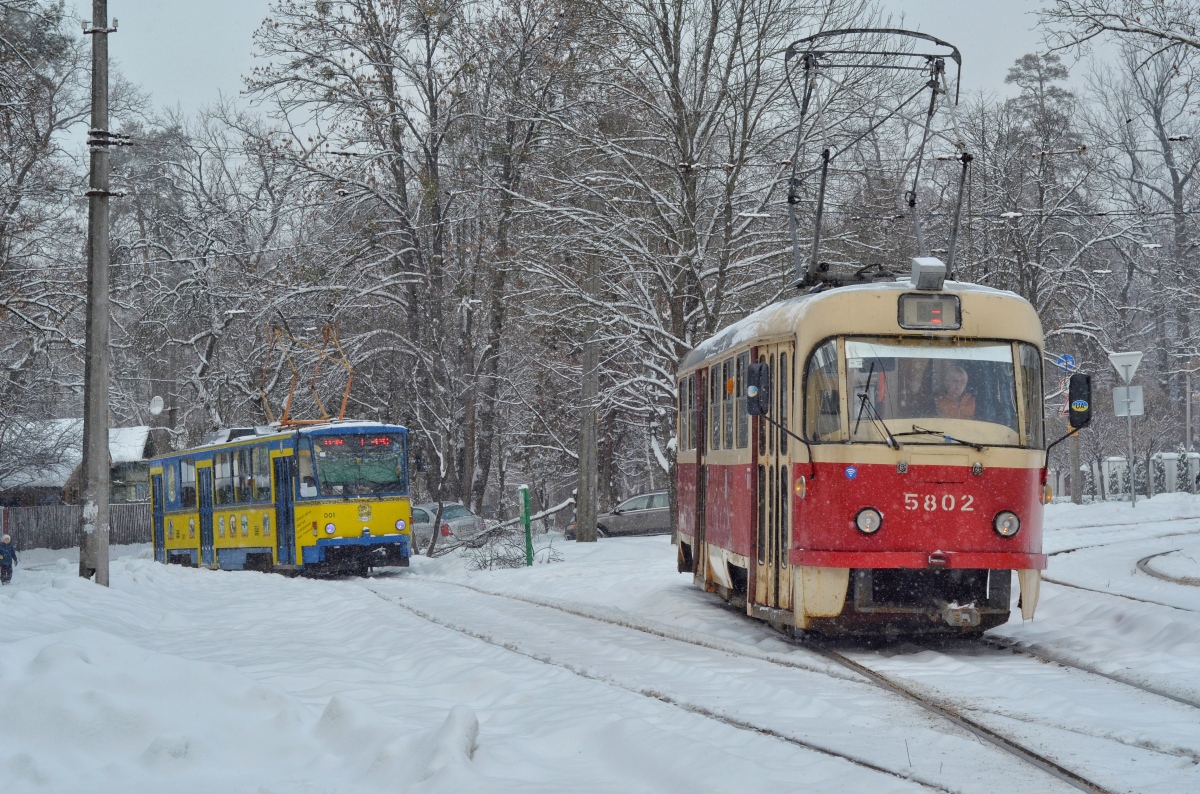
[903,493,974,512]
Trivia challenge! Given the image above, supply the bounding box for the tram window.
[710,365,721,450]
[1018,344,1044,447]
[298,442,316,497]
[779,352,789,455]
[214,452,234,505]
[678,380,687,452]
[678,377,694,452]
[251,446,271,501]
[180,458,196,509]
[234,448,252,503]
[768,354,776,455]
[757,355,768,455]
[722,358,734,450]
[691,375,698,451]
[845,338,1022,445]
[165,463,177,503]
[806,340,844,441]
[736,353,749,448]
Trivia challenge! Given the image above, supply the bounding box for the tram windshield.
[807,338,1043,448]
[310,433,408,496]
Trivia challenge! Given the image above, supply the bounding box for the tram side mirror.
[1068,373,1092,429]
[746,362,770,416]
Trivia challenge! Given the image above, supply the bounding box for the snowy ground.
[3,497,1200,792]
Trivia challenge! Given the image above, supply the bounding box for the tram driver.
[934,363,976,420]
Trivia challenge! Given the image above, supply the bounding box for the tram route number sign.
[1113,385,1144,417]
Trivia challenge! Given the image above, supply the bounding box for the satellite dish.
[148,396,164,416]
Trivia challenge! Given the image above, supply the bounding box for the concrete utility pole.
[79,0,116,585]
[1187,371,1193,452]
[575,255,599,543]
[1070,432,1082,504]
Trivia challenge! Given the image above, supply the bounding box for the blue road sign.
[1056,353,1076,373]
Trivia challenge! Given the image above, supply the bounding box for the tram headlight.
[855,507,883,534]
[993,511,1020,538]
[395,519,407,532]
[324,522,336,535]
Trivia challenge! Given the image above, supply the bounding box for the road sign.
[1113,385,1144,417]
[1055,353,1076,373]
[1108,351,1144,383]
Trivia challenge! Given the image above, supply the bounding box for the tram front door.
[151,473,165,563]
[754,342,794,611]
[198,465,214,567]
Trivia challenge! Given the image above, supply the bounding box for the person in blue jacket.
[0,533,16,584]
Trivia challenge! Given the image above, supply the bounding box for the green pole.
[520,485,533,566]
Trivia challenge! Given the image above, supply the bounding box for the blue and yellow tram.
[148,421,412,575]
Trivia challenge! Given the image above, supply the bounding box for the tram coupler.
[938,601,981,628]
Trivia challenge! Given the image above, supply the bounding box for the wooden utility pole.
[576,255,599,543]
[79,0,116,585]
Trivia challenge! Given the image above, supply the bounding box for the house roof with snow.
[0,420,154,491]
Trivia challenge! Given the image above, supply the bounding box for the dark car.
[567,491,671,538]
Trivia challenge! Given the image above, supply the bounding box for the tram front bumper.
[302,534,411,565]
[793,549,1046,570]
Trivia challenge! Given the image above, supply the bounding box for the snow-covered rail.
[363,586,956,793]
[1136,549,1200,587]
[982,636,1200,711]
[802,643,1114,794]
[371,576,1131,793]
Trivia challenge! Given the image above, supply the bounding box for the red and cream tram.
[675,262,1080,636]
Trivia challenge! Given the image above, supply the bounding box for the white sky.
[71,1,1051,118]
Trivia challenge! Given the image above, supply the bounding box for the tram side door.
[151,473,165,563]
[198,465,215,567]
[273,455,296,565]
[694,367,709,584]
[754,342,794,610]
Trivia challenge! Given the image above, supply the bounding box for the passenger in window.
[895,358,934,418]
[935,364,976,420]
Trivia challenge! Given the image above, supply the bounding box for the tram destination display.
[898,293,961,330]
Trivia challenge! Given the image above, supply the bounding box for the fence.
[0,503,152,551]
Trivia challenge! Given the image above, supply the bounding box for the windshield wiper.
[853,362,900,450]
[892,425,984,452]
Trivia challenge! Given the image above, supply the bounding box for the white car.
[411,502,486,548]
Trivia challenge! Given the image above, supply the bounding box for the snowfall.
[4,497,1200,793]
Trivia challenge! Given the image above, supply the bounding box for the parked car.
[411,502,486,549]
[566,491,671,538]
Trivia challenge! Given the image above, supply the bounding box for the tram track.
[1040,575,1200,612]
[798,641,1115,794]
[979,635,1200,711]
[361,585,957,793]
[371,575,1119,793]
[1136,549,1200,587]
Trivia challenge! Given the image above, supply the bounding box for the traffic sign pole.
[1126,377,1136,506]
[1108,352,1144,506]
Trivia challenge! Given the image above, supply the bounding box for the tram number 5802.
[903,493,975,512]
